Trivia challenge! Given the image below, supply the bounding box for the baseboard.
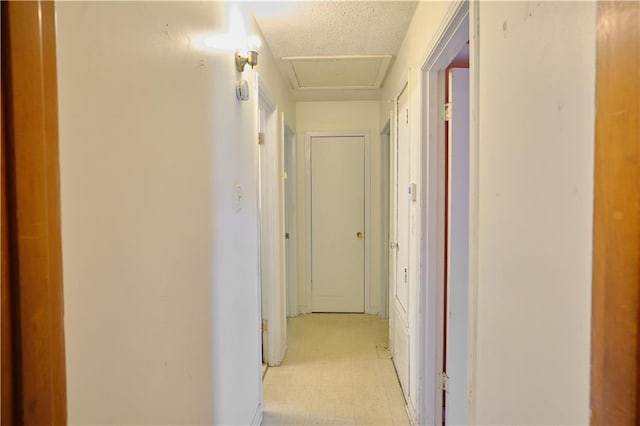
[250,403,263,426]
[406,398,417,426]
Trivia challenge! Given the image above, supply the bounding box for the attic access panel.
[283,55,392,91]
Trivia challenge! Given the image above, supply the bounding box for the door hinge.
[444,102,452,122]
[406,108,409,124]
[440,372,449,391]
[404,268,408,284]
[258,132,264,145]
[285,232,290,240]
[390,241,399,250]
[261,319,267,332]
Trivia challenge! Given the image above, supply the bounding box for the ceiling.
[250,1,419,101]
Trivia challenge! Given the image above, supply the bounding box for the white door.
[395,88,410,316]
[393,85,411,397]
[257,106,268,363]
[445,67,470,425]
[311,136,365,313]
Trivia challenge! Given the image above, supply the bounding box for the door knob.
[356,231,364,239]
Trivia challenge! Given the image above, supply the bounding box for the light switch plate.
[408,183,417,202]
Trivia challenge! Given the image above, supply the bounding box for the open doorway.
[419,2,474,425]
[442,45,470,426]
[284,124,298,318]
[257,81,287,368]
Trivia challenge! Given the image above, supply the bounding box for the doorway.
[284,124,298,318]
[380,120,392,320]
[443,58,470,426]
[419,2,473,424]
[305,132,371,313]
[258,103,267,366]
[257,82,287,367]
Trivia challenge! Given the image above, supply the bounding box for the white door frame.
[304,131,371,314]
[257,77,287,366]
[417,0,478,424]
[283,120,298,318]
[380,119,392,319]
[387,110,397,349]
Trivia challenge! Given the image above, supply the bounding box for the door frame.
[1,1,67,423]
[443,66,471,425]
[304,131,371,314]
[417,0,478,424]
[257,77,287,366]
[387,111,397,348]
[283,121,298,318]
[590,1,640,423]
[380,119,392,319]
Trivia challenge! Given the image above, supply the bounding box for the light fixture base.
[235,50,258,72]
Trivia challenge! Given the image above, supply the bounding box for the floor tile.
[262,314,410,426]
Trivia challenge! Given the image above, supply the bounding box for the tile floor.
[262,314,410,426]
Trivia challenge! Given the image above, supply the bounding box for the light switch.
[408,183,417,202]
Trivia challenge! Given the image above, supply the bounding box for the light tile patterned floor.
[262,314,410,426]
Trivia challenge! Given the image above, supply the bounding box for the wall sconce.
[236,50,258,72]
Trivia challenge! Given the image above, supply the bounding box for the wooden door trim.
[1,1,67,424]
[1,40,15,426]
[590,1,640,424]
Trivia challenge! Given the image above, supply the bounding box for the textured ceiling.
[251,2,418,57]
[250,1,418,100]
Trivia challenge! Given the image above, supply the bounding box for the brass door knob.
[356,231,364,239]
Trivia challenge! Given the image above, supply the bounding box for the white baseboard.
[250,403,263,426]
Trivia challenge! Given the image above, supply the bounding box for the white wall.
[295,101,381,314]
[380,1,454,122]
[56,2,293,424]
[381,1,595,424]
[474,2,595,424]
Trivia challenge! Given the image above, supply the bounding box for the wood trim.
[590,1,640,424]
[1,1,67,424]
[1,45,15,426]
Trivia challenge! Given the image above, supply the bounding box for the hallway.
[21,1,615,424]
[262,314,410,425]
